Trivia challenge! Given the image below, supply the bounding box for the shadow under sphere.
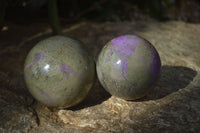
[69,65,197,110]
[138,65,197,101]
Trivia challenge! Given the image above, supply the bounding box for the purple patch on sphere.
[111,35,139,76]
[25,62,35,70]
[120,59,128,76]
[151,48,161,76]
[35,53,47,61]
[25,53,48,70]
[112,35,139,56]
[60,64,80,78]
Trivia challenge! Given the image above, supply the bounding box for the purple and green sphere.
[97,34,161,100]
[24,36,95,108]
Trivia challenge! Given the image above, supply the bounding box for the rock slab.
[0,20,200,133]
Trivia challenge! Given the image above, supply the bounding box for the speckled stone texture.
[97,35,161,100]
[0,20,200,133]
[24,36,95,108]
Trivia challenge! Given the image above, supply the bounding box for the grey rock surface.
[0,20,200,133]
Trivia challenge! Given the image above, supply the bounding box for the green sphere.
[96,34,161,100]
[24,36,95,108]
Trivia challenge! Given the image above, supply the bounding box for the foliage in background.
[2,0,200,25]
[0,0,6,28]
[48,0,62,35]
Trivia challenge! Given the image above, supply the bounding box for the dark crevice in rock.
[27,103,41,126]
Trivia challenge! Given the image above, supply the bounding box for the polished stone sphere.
[96,34,161,100]
[24,36,95,108]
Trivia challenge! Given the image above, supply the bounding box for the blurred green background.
[1,0,200,34]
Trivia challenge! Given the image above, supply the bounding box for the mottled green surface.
[97,35,161,100]
[24,36,95,108]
